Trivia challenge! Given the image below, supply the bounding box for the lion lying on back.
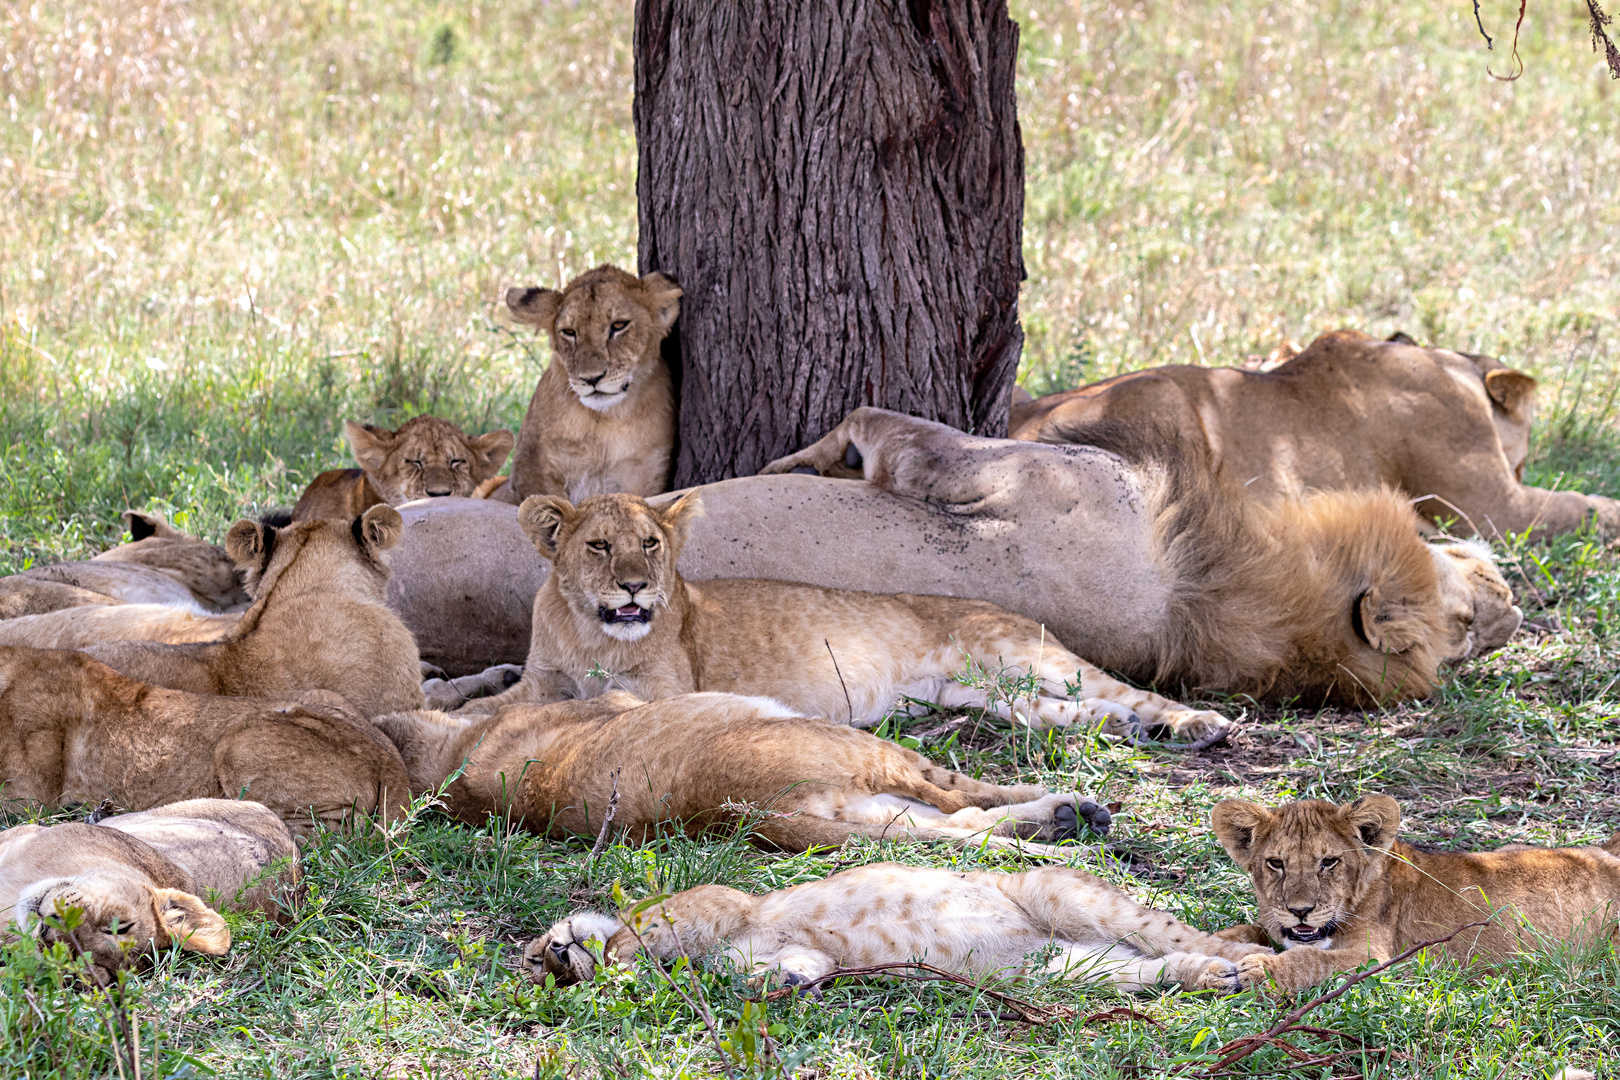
[291,415,514,521]
[527,864,1269,995]
[378,691,1111,853]
[433,492,1232,744]
[1211,794,1620,991]
[1011,329,1618,540]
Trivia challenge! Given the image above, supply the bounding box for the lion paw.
[1235,953,1273,990]
[1050,798,1112,840]
[1146,709,1230,748]
[1191,957,1243,994]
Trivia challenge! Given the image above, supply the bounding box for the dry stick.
[825,639,854,724]
[624,913,740,1080]
[760,960,1074,1025]
[1589,0,1620,78]
[1471,0,1494,48]
[1195,921,1488,1076]
[587,768,622,861]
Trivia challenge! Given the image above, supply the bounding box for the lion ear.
[1211,799,1274,869]
[150,888,230,955]
[224,520,270,571]
[639,271,683,335]
[656,491,704,556]
[1484,369,1537,417]
[518,496,577,561]
[122,510,178,542]
[1340,795,1400,851]
[355,504,404,555]
[1355,584,1431,655]
[345,421,396,475]
[471,429,515,474]
[507,286,563,333]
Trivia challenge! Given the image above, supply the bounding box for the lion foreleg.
[1042,944,1242,993]
[1046,659,1231,746]
[448,664,575,717]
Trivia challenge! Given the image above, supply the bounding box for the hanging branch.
[1590,0,1620,78]
[1472,0,1494,48]
[1489,0,1528,81]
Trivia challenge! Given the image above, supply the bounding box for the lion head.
[1430,540,1522,661]
[1211,795,1401,951]
[517,491,702,643]
[224,504,403,603]
[91,510,249,611]
[16,870,229,981]
[344,416,514,505]
[505,265,682,413]
[522,912,629,985]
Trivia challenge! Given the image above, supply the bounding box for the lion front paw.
[1235,952,1274,990]
[1149,709,1231,749]
[1191,957,1243,994]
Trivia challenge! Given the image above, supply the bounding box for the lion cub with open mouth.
[526,864,1269,994]
[433,492,1230,744]
[1212,794,1620,991]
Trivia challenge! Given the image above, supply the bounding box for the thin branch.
[1489,0,1527,81]
[587,768,621,861]
[1472,0,1494,48]
[638,915,740,1080]
[760,960,1075,1025]
[825,639,854,723]
[1589,0,1620,78]
[1197,921,1488,1075]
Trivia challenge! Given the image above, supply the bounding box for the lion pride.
[1011,329,1617,540]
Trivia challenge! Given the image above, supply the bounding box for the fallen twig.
[1195,921,1488,1075]
[760,960,1075,1025]
[825,639,854,724]
[587,768,622,861]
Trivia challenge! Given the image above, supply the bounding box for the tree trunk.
[634,0,1025,487]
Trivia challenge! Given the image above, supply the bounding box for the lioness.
[497,264,681,502]
[377,691,1111,852]
[0,647,409,835]
[92,510,250,611]
[0,603,236,651]
[527,864,1270,993]
[84,506,424,716]
[439,491,1231,743]
[291,416,515,521]
[1,799,299,981]
[1010,329,1619,540]
[1211,795,1620,991]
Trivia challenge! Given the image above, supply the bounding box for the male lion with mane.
[434,490,1232,743]
[291,416,514,521]
[1211,795,1620,991]
[378,691,1112,852]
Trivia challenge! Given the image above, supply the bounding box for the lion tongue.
[616,605,640,618]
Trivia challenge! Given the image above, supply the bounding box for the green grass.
[3,0,1620,1076]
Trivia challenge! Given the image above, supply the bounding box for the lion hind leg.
[759,407,1002,504]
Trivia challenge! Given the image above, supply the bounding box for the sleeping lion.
[526,864,1270,994]
[431,491,1232,744]
[291,415,514,522]
[0,798,299,982]
[377,691,1111,853]
[1211,794,1620,991]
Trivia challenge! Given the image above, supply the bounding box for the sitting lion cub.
[497,264,682,502]
[0,799,299,982]
[1211,795,1620,991]
[377,691,1111,852]
[438,492,1230,743]
[527,864,1269,993]
[291,416,515,521]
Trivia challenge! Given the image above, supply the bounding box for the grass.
[1,0,1618,1076]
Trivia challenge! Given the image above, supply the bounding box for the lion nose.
[549,941,570,958]
[1287,904,1315,921]
[583,373,606,387]
[621,581,647,597]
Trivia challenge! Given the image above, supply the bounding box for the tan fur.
[0,577,118,620]
[85,507,424,716]
[291,416,514,521]
[92,510,250,610]
[502,265,681,502]
[0,799,299,981]
[446,492,1231,742]
[376,692,1111,852]
[1011,329,1618,540]
[524,863,1270,994]
[1430,540,1523,660]
[1212,795,1620,991]
[0,605,236,651]
[0,647,409,835]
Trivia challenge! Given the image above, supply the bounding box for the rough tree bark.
[634,0,1025,487]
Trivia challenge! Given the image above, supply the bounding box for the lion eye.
[587,540,610,553]
[449,458,466,468]
[642,537,659,550]
[559,328,577,341]
[408,459,425,470]
[1265,858,1285,872]
[609,319,630,337]
[1319,857,1340,871]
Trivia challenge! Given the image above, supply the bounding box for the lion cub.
[377,691,1110,852]
[1212,795,1620,991]
[439,492,1229,743]
[498,265,681,502]
[0,799,298,981]
[84,506,424,716]
[292,416,515,521]
[527,864,1268,993]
